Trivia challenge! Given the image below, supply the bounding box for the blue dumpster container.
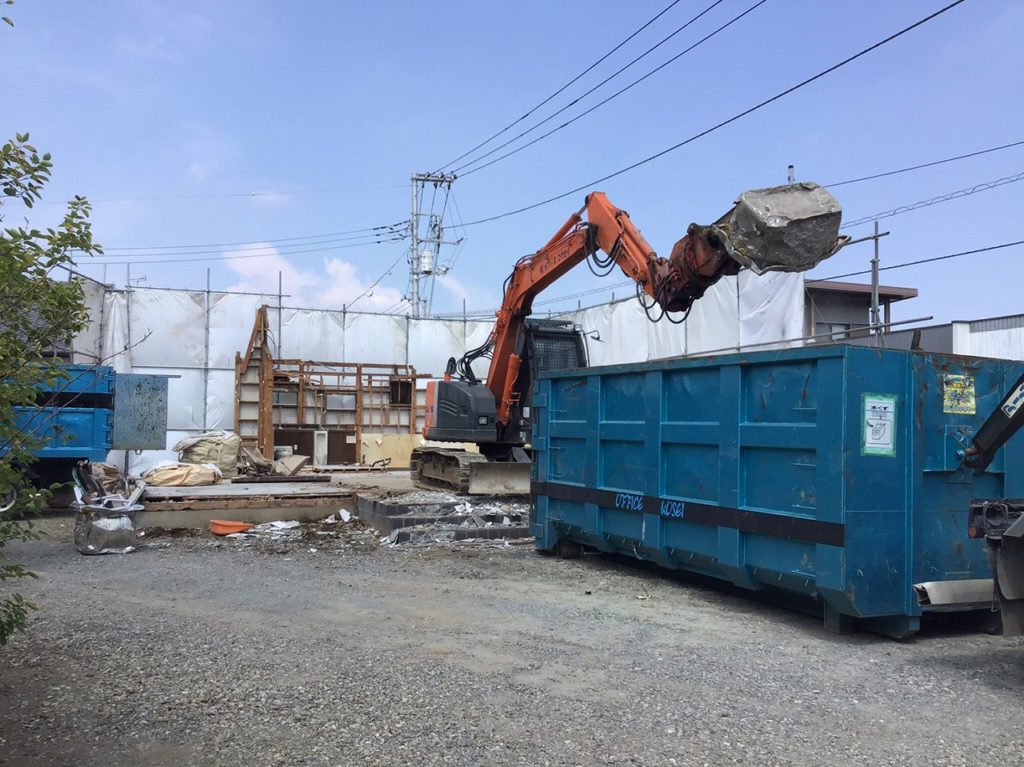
[11,365,115,464]
[530,345,1024,638]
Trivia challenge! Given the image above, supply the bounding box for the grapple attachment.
[713,182,847,275]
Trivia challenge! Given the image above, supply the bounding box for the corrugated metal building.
[850,314,1024,360]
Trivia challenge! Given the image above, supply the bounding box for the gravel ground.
[1,516,1023,767]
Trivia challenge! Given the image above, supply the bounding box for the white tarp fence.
[559,271,805,366]
[73,277,805,468]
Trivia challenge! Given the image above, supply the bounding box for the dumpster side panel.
[532,346,1024,637]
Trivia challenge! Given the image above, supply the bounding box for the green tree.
[0,131,100,645]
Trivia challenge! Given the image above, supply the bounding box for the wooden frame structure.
[234,306,417,460]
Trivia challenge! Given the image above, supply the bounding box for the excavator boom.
[486,183,845,428]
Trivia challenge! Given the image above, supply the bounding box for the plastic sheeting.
[280,308,345,361]
[101,291,131,374]
[72,280,106,365]
[408,320,466,375]
[130,290,207,367]
[209,292,277,367]
[344,313,407,365]
[71,276,805,474]
[562,271,805,363]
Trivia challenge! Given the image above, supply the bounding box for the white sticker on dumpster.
[862,394,896,457]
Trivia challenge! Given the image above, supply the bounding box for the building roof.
[804,279,918,302]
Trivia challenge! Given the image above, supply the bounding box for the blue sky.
[4,0,1022,323]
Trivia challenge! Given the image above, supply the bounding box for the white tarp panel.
[101,291,131,374]
[562,272,805,361]
[73,279,106,364]
[281,308,345,362]
[205,369,235,430]
[130,289,206,367]
[344,313,407,365]
[208,292,277,368]
[464,320,494,353]
[408,319,465,376]
[738,271,804,350]
[684,277,741,355]
[646,303,687,360]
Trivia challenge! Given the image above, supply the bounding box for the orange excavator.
[412,183,847,494]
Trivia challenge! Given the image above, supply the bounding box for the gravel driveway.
[1,516,1022,766]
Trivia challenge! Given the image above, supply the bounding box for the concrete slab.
[139,472,414,513]
[145,482,352,499]
[136,504,350,530]
[329,470,416,495]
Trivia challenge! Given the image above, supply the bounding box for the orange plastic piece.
[209,519,253,536]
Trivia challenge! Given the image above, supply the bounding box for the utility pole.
[409,172,458,318]
[870,220,881,341]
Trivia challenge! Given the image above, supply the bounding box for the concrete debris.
[386,490,461,505]
[357,493,531,546]
[237,446,274,476]
[273,454,310,477]
[141,514,379,554]
[338,509,352,523]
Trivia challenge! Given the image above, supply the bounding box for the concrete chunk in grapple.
[714,182,846,274]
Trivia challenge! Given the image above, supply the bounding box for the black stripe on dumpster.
[531,481,844,547]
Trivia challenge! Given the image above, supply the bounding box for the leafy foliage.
[0,131,100,645]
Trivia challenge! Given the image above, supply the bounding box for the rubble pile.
[357,491,532,546]
[140,512,379,554]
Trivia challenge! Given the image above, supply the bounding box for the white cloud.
[222,246,404,312]
[223,244,318,299]
[314,258,404,311]
[187,161,211,181]
[115,35,182,63]
[180,122,235,185]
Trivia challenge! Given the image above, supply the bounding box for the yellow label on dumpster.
[943,374,975,415]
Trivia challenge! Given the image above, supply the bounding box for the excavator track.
[410,447,530,495]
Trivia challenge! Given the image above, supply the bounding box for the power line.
[535,279,634,307]
[95,221,408,252]
[840,170,1024,229]
[452,0,735,175]
[93,231,409,260]
[88,236,407,266]
[458,0,968,228]
[815,239,1024,281]
[434,0,686,172]
[27,184,408,206]
[347,250,410,311]
[825,139,1024,188]
[447,238,1024,318]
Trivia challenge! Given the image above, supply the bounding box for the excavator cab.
[418,319,588,494]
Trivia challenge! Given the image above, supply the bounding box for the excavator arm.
[484,185,845,426]
[415,182,845,494]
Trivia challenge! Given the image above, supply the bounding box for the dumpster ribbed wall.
[530,346,1024,638]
